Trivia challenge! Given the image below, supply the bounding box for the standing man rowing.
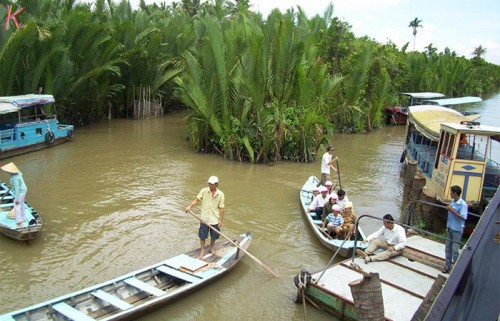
[318,145,338,187]
[185,176,225,260]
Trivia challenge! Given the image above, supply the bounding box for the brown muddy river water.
[1,92,498,320]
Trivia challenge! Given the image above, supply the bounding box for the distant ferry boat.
[384,92,445,125]
[403,105,500,213]
[0,94,74,158]
[384,92,482,125]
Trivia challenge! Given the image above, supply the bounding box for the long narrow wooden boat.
[0,182,42,241]
[0,232,252,321]
[300,176,368,257]
[384,92,445,125]
[295,234,448,321]
[0,94,74,159]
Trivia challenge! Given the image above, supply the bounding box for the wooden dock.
[305,235,447,321]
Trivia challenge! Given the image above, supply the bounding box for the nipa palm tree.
[408,17,422,51]
[472,45,486,59]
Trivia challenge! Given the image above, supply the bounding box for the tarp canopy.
[399,92,445,99]
[408,106,480,141]
[422,96,482,106]
[0,95,55,114]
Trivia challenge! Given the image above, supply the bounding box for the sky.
[124,0,500,65]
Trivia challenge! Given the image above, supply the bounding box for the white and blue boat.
[0,94,74,159]
[300,176,368,257]
[0,232,252,321]
[0,182,42,241]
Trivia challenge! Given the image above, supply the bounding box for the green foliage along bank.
[1,0,499,162]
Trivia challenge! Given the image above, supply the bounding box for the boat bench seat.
[156,265,201,283]
[91,290,133,310]
[312,220,322,225]
[124,277,165,297]
[0,202,14,208]
[52,302,95,321]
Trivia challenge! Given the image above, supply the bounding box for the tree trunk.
[349,272,385,321]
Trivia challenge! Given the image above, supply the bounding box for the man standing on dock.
[442,185,468,274]
[185,176,225,260]
[356,214,407,263]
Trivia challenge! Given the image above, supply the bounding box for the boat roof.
[421,96,482,106]
[399,92,445,99]
[0,94,55,114]
[408,106,483,141]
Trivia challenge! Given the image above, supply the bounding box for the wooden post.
[401,160,418,223]
[349,272,385,321]
[411,274,447,321]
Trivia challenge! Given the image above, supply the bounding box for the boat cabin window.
[456,134,488,162]
[435,131,455,169]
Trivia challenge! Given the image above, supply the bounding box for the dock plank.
[313,262,424,321]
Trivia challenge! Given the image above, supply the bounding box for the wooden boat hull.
[384,106,408,125]
[300,176,367,257]
[0,182,42,241]
[0,232,252,321]
[301,235,447,321]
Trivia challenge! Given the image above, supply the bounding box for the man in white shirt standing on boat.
[317,145,338,187]
[185,176,225,260]
[356,214,407,264]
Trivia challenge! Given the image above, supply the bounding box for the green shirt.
[196,187,225,225]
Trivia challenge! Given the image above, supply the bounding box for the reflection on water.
[0,93,497,320]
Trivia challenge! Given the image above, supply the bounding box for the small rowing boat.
[0,182,42,241]
[0,232,252,321]
[300,176,367,257]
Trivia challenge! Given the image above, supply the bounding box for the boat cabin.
[405,106,500,207]
[0,94,74,158]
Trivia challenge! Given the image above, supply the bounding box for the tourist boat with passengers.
[0,181,42,241]
[0,94,74,159]
[402,105,500,214]
[0,232,252,321]
[300,176,368,257]
[384,92,445,125]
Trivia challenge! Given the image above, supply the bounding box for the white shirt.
[321,152,332,174]
[336,196,349,210]
[367,224,407,251]
[309,194,329,211]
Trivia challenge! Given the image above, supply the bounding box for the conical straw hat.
[1,162,20,173]
[7,208,15,219]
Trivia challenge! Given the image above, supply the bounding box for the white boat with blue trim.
[0,182,41,241]
[0,94,74,159]
[0,232,251,321]
[300,176,368,257]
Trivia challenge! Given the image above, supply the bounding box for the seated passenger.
[309,186,329,220]
[340,201,357,239]
[357,214,407,264]
[322,205,344,238]
[336,189,349,210]
[322,193,338,222]
[310,186,319,202]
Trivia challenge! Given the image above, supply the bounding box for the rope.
[315,227,354,283]
[296,270,309,321]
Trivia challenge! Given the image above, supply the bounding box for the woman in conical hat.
[1,162,28,227]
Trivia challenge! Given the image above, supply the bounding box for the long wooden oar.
[335,158,342,189]
[188,210,280,277]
